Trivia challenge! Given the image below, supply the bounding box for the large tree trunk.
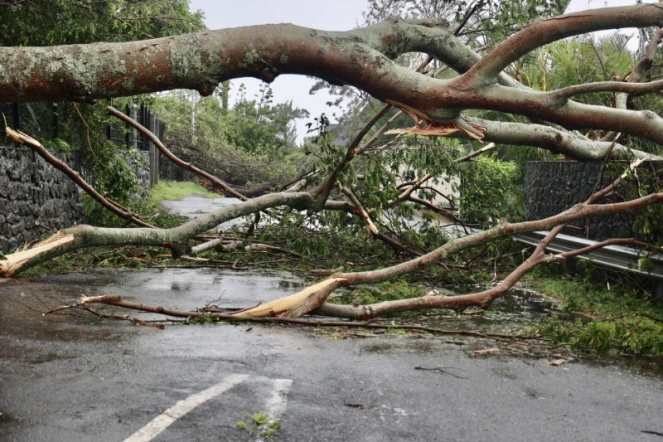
[2,5,663,159]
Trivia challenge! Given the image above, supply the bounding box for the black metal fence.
[0,102,59,140]
[107,102,165,152]
[107,103,163,185]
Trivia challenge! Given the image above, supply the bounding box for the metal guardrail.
[514,231,663,280]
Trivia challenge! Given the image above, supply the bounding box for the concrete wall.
[0,146,83,253]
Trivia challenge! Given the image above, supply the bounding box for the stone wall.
[120,149,151,193]
[524,161,663,241]
[0,146,83,253]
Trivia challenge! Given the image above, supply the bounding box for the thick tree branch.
[4,9,663,154]
[462,4,663,83]
[0,20,447,103]
[0,192,314,276]
[632,27,663,82]
[450,85,663,151]
[77,294,536,342]
[603,27,663,141]
[314,160,650,319]
[550,78,663,99]
[459,117,656,160]
[239,184,663,318]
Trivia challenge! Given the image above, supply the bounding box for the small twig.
[544,237,655,263]
[42,303,83,315]
[455,142,496,163]
[78,304,165,329]
[344,402,366,409]
[414,366,467,379]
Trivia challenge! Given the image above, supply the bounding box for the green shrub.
[460,157,522,227]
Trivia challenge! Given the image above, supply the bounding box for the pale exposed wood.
[232,278,345,318]
[0,235,75,277]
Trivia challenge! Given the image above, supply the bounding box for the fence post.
[153,115,160,185]
[124,105,130,149]
[51,102,58,140]
[148,111,157,187]
[139,102,146,150]
[132,102,138,150]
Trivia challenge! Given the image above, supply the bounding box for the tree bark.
[3,6,663,158]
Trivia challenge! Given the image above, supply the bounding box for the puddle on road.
[0,272,126,343]
[360,340,442,356]
[0,268,311,367]
[2,270,662,374]
[582,354,663,379]
[0,269,306,342]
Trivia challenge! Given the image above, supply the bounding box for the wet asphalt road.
[2,269,663,442]
[160,196,243,231]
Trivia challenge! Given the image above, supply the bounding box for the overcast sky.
[188,0,656,142]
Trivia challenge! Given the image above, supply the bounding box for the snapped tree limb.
[0,192,314,276]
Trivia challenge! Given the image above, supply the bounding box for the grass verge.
[150,180,220,203]
[525,265,663,355]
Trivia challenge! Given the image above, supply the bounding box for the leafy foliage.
[150,180,219,201]
[235,411,281,437]
[1,1,205,225]
[332,281,427,306]
[152,83,308,188]
[529,266,663,355]
[1,0,203,46]
[460,156,522,226]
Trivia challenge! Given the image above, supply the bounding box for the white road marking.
[123,374,249,442]
[256,378,293,442]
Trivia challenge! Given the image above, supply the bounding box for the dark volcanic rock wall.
[524,161,662,241]
[0,146,83,253]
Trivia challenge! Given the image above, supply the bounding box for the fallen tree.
[3,4,663,320]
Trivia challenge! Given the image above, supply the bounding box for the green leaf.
[252,411,269,426]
